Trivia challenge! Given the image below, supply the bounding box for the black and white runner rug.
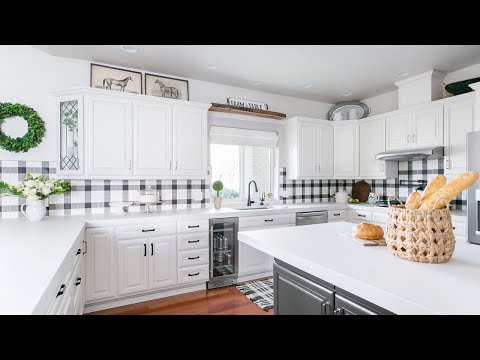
[236,278,274,311]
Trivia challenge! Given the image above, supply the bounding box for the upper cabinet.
[54,88,210,179]
[333,123,359,178]
[285,117,333,179]
[386,104,443,151]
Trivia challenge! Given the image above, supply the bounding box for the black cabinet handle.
[144,244,147,257]
[76,248,81,255]
[188,240,200,243]
[142,229,155,232]
[265,219,274,222]
[188,272,200,277]
[453,227,456,230]
[75,277,82,286]
[188,256,200,260]
[151,243,154,256]
[188,225,200,228]
[358,214,366,218]
[56,284,66,297]
[333,213,341,216]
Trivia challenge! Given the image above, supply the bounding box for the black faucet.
[247,180,258,206]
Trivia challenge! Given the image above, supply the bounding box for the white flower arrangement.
[0,173,69,201]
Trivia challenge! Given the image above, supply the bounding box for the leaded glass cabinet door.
[56,95,83,176]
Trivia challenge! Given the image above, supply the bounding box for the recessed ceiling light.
[343,92,352,97]
[207,64,217,70]
[304,84,312,89]
[398,72,410,77]
[251,81,261,86]
[120,45,137,53]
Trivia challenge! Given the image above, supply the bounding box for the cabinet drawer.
[178,264,209,284]
[372,212,387,224]
[116,222,176,239]
[239,216,265,230]
[349,210,372,221]
[178,248,209,268]
[178,233,209,251]
[263,214,296,227]
[452,221,467,236]
[328,210,346,220]
[177,219,209,234]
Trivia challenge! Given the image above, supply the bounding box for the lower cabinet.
[239,241,271,275]
[333,293,377,315]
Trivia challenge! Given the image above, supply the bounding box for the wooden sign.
[227,97,268,110]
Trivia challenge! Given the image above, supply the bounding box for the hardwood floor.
[89,286,274,315]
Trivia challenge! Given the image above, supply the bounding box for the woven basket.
[385,196,455,263]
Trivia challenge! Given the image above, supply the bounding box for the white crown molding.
[394,69,446,87]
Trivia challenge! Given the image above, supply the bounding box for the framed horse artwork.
[145,73,189,101]
[90,64,142,94]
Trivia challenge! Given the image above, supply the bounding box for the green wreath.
[0,103,45,153]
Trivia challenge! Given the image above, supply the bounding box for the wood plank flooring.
[89,285,274,315]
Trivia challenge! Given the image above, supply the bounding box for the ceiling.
[36,45,480,103]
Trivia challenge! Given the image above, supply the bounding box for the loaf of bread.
[420,175,447,202]
[352,223,384,240]
[405,191,421,210]
[419,171,479,210]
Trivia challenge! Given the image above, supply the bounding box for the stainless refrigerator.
[467,131,480,244]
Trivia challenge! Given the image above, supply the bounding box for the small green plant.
[0,172,70,200]
[212,180,224,197]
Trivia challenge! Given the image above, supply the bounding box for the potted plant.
[0,172,70,221]
[212,180,224,209]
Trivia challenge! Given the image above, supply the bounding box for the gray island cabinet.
[273,261,394,315]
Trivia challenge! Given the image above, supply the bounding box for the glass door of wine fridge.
[207,217,239,289]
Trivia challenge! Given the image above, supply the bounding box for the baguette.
[420,175,447,202]
[405,191,421,209]
[419,171,479,210]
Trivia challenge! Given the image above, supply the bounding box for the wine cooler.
[207,217,239,289]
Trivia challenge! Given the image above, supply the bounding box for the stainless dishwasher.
[296,211,328,226]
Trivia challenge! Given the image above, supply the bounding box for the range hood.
[376,146,444,161]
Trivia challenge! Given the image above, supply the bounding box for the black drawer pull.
[144,244,147,257]
[188,272,200,277]
[333,213,341,216]
[358,214,366,218]
[75,277,82,286]
[188,256,200,260]
[453,227,456,230]
[76,248,81,255]
[265,219,274,222]
[142,229,155,232]
[188,225,200,228]
[56,284,66,297]
[188,240,200,243]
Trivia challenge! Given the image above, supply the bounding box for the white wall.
[0,45,332,162]
[444,63,480,84]
[361,90,398,116]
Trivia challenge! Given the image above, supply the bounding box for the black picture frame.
[90,63,143,95]
[145,73,189,101]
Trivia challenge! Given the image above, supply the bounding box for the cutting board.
[351,180,371,202]
[339,232,386,246]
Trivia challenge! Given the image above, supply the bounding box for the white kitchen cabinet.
[386,112,414,150]
[334,124,359,178]
[117,238,149,296]
[444,94,475,175]
[86,95,133,176]
[85,227,116,303]
[359,117,397,179]
[149,236,177,290]
[173,105,208,177]
[286,117,333,179]
[133,101,173,176]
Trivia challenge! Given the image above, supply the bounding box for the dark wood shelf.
[209,103,287,120]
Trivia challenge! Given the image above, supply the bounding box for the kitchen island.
[238,221,480,315]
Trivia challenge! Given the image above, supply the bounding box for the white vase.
[21,199,46,221]
[214,197,222,209]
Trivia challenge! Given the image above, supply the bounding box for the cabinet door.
[298,122,318,178]
[317,125,334,177]
[360,118,385,177]
[444,99,474,175]
[334,125,359,177]
[85,228,115,302]
[149,236,177,290]
[173,106,208,177]
[385,113,412,150]
[117,238,149,296]
[413,106,443,148]
[334,294,377,315]
[86,95,132,176]
[273,262,333,315]
[133,101,173,176]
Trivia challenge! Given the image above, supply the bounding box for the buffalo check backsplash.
[0,158,466,218]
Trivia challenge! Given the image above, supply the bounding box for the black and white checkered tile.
[0,161,211,219]
[279,159,466,210]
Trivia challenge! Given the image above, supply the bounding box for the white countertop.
[238,221,480,314]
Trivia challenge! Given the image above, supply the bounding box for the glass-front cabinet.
[56,95,83,176]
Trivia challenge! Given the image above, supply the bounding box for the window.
[210,126,277,202]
